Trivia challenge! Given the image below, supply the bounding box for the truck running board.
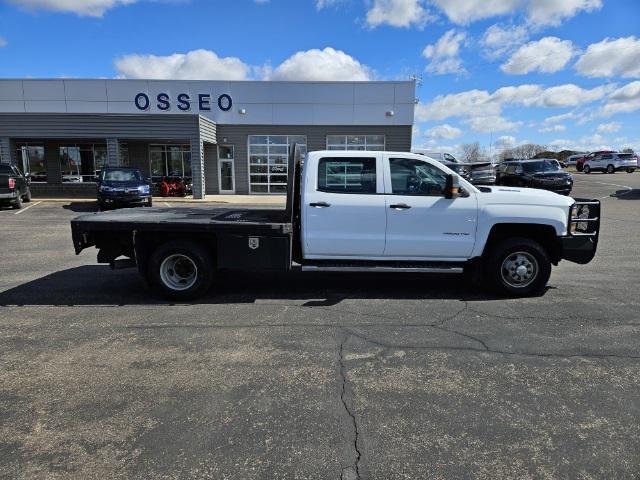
[301,262,464,274]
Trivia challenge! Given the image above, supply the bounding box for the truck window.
[318,157,377,193]
[389,158,447,196]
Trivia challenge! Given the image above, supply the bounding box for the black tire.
[576,164,583,172]
[606,164,615,174]
[484,237,551,297]
[583,165,591,174]
[23,188,32,203]
[626,168,635,174]
[11,195,23,210]
[147,240,214,300]
[145,198,153,207]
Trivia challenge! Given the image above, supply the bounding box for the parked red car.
[576,151,614,172]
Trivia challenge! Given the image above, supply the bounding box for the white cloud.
[575,36,640,78]
[543,112,576,125]
[0,37,7,48]
[116,49,252,80]
[427,0,601,27]
[270,48,371,81]
[365,0,434,28]
[416,83,608,134]
[490,83,608,108]
[527,0,602,27]
[464,115,522,133]
[480,24,529,59]
[116,47,372,82]
[535,84,609,107]
[501,37,575,75]
[426,123,462,139]
[7,0,141,16]
[601,81,640,116]
[596,122,621,133]
[316,0,342,8]
[497,135,517,148]
[430,0,520,25]
[422,29,466,75]
[416,89,497,121]
[539,124,566,133]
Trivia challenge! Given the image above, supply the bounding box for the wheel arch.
[133,232,217,278]
[482,223,562,265]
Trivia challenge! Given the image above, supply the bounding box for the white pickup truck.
[71,148,600,299]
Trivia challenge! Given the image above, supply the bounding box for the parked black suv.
[97,168,152,210]
[0,164,32,209]
[496,159,573,195]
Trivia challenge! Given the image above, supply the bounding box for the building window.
[149,145,191,182]
[59,144,108,183]
[326,135,385,151]
[16,144,46,182]
[248,135,307,194]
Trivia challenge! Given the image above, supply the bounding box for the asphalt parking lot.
[1,173,639,479]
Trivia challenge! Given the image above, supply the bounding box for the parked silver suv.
[583,152,638,174]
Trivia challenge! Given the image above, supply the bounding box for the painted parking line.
[164,202,171,207]
[14,201,42,215]
[584,180,633,199]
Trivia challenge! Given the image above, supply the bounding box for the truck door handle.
[310,202,331,208]
[390,203,411,210]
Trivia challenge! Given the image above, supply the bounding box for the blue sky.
[0,0,639,155]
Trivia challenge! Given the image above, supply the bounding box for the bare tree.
[461,142,482,162]
[499,143,548,161]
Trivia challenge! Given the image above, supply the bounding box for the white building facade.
[0,79,415,198]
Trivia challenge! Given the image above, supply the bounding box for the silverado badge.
[248,237,260,250]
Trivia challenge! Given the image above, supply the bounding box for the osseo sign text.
[134,92,233,113]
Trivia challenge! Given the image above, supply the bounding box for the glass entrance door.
[218,145,235,194]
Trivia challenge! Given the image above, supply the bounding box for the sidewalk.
[32,195,287,205]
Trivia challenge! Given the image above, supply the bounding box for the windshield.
[103,170,143,182]
[522,160,561,173]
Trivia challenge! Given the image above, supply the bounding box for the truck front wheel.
[485,237,551,297]
[148,240,214,300]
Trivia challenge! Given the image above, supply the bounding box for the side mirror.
[444,174,460,199]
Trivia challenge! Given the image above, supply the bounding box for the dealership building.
[0,79,415,198]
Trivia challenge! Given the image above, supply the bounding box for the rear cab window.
[317,157,377,194]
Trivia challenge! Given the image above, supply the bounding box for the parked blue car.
[97,167,152,210]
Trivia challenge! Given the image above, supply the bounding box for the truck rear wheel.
[12,195,23,210]
[148,240,214,300]
[484,237,551,297]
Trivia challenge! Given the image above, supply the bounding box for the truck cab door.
[302,153,386,258]
[382,154,478,259]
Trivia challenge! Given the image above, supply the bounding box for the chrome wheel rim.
[160,254,198,291]
[500,251,538,288]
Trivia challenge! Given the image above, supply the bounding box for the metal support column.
[0,138,11,165]
[106,138,120,167]
[190,136,206,199]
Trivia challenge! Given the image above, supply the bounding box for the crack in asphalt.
[343,326,640,361]
[338,335,362,480]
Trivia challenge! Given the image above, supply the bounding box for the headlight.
[99,185,112,192]
[138,185,150,194]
